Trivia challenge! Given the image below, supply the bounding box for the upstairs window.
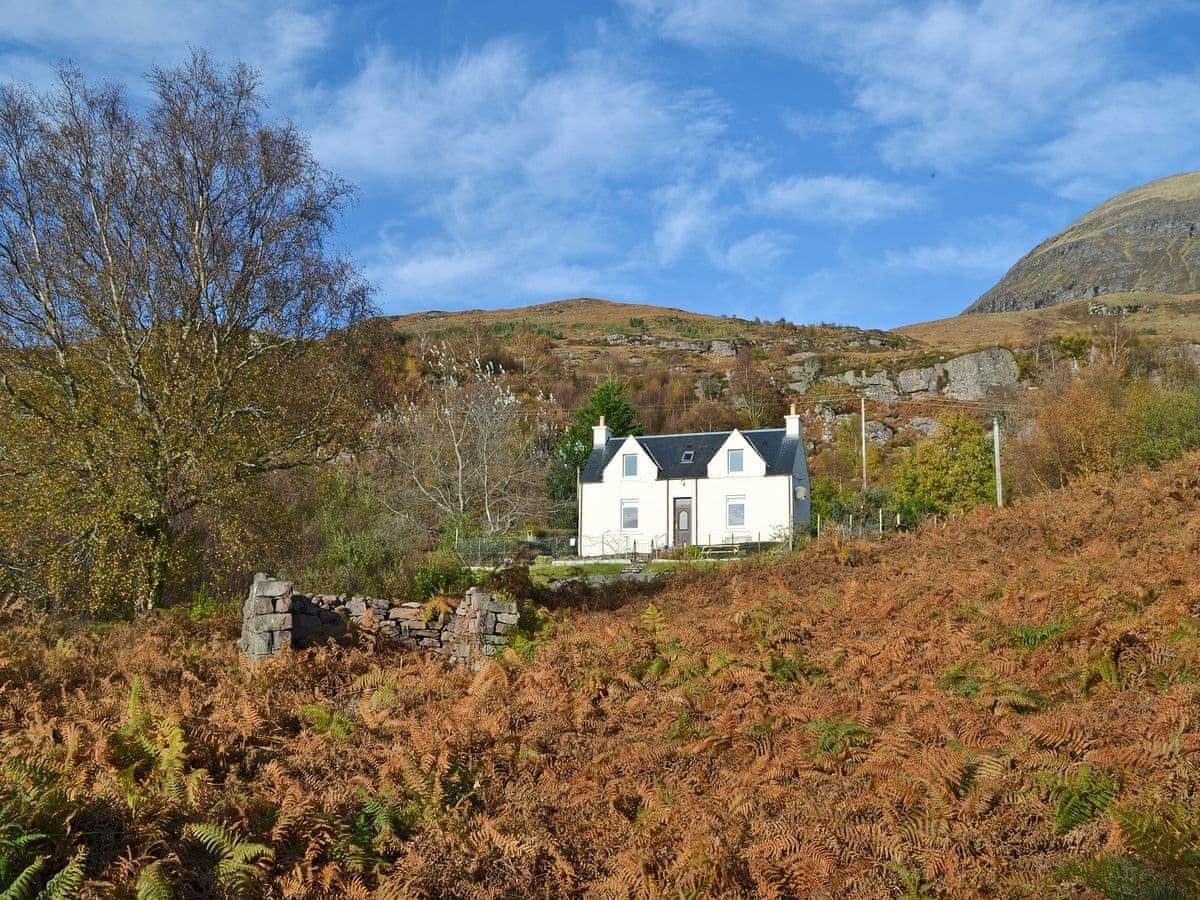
[621,499,639,530]
[681,449,695,464]
[727,448,744,473]
[727,495,746,528]
[622,453,638,477]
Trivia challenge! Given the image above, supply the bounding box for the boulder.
[897,365,941,396]
[944,348,1018,400]
[786,359,822,394]
[908,417,939,436]
[827,369,899,402]
[864,421,894,445]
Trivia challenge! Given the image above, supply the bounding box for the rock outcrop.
[807,348,1018,403]
[966,171,1200,313]
[943,347,1020,400]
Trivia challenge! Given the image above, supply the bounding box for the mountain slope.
[967,171,1200,314]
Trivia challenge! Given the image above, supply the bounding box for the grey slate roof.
[580,428,804,483]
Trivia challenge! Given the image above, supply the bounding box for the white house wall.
[578,462,795,557]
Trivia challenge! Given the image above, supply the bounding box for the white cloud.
[1024,75,1200,200]
[756,174,924,223]
[0,1,331,94]
[653,183,720,265]
[306,40,726,190]
[627,0,1141,173]
[847,0,1126,170]
[885,240,1026,277]
[622,0,857,50]
[724,230,791,277]
[307,39,760,305]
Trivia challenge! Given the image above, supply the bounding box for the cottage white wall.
[706,430,767,479]
[579,438,669,557]
[578,433,796,556]
[693,473,792,545]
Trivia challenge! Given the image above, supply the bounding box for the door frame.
[673,497,693,548]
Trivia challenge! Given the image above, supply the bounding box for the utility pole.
[860,396,868,491]
[993,417,1003,507]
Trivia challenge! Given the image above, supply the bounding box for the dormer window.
[727,448,744,473]
[622,453,638,477]
[681,449,694,464]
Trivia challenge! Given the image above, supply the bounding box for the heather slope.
[3,455,1200,896]
[967,171,1200,313]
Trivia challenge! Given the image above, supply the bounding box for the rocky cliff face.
[966,171,1200,314]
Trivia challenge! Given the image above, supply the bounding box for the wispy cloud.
[626,0,1154,177]
[1023,74,1200,200]
[885,241,1026,277]
[756,175,925,223]
[0,0,331,94]
[308,40,752,304]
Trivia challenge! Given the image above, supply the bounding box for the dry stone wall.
[238,573,517,670]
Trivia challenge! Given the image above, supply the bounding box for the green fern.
[337,787,421,874]
[300,704,354,740]
[36,848,85,899]
[891,862,936,898]
[1010,620,1069,649]
[760,646,823,683]
[135,861,173,900]
[640,603,667,642]
[1040,766,1116,835]
[803,717,872,758]
[938,663,984,698]
[185,823,273,893]
[1058,801,1200,897]
[0,853,45,900]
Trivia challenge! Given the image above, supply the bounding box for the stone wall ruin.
[238,573,518,670]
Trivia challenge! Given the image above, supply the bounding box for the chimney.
[592,414,612,449]
[784,403,802,439]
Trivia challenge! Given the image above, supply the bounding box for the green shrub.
[410,551,477,601]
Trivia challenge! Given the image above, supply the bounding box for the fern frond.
[36,848,85,900]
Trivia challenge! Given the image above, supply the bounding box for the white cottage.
[576,407,811,557]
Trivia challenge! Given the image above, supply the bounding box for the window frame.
[727,448,744,474]
[620,499,640,531]
[681,449,694,464]
[726,494,746,528]
[622,453,638,478]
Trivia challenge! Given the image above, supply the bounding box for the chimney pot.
[784,403,802,438]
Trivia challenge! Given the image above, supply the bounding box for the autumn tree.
[891,414,995,520]
[728,347,786,428]
[373,349,544,538]
[1007,364,1200,494]
[547,379,641,527]
[0,55,371,611]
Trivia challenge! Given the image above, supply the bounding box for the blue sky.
[2,1,1199,328]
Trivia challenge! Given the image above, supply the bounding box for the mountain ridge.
[965,171,1200,314]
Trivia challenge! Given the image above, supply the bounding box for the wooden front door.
[673,498,693,548]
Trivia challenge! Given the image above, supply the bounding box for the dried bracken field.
[3,455,1200,897]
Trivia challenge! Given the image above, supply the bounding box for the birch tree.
[0,54,371,610]
[374,351,544,537]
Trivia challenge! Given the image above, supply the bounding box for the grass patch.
[528,562,626,585]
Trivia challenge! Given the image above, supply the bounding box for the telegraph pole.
[993,417,1003,507]
[860,396,868,491]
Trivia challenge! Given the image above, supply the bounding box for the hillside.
[383,296,909,373]
[899,292,1200,351]
[3,455,1200,895]
[966,171,1200,314]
